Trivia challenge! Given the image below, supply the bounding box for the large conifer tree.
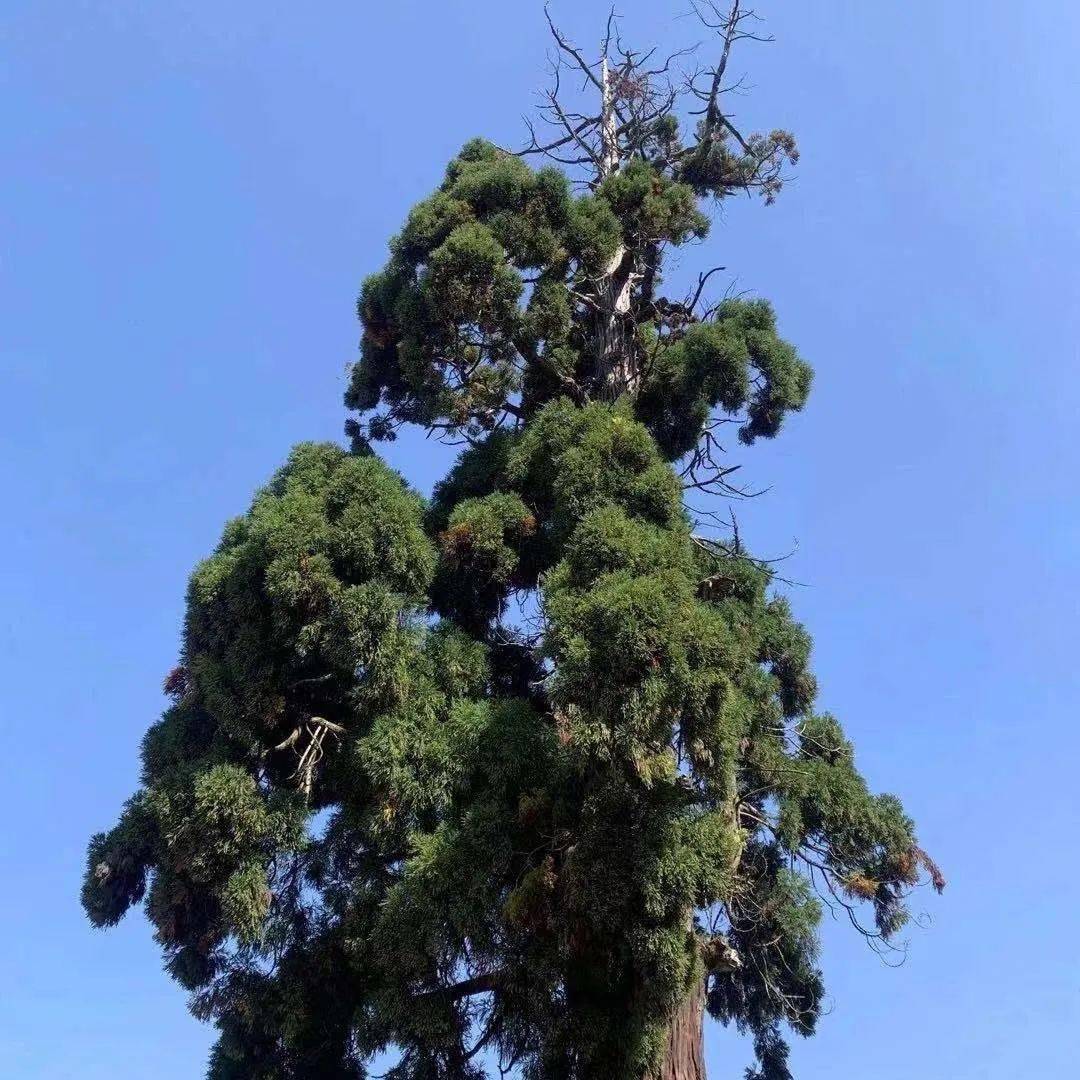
[83,4,942,1078]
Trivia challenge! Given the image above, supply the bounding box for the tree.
[82,4,942,1078]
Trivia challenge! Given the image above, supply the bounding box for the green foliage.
[183,443,434,753]
[431,493,536,630]
[83,442,439,1008]
[635,300,813,459]
[345,140,811,457]
[85,41,934,1080]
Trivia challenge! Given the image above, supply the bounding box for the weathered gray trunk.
[592,59,642,403]
[592,251,640,402]
[590,237,643,401]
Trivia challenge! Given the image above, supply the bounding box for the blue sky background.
[2,2,1078,1076]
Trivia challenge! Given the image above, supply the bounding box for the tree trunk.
[588,240,641,403]
[591,58,642,404]
[648,978,707,1080]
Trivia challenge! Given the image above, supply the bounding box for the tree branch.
[416,970,503,1003]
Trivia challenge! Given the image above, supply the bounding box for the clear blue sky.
[2,2,1078,1076]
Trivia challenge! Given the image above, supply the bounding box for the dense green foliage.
[84,15,938,1080]
[344,139,809,455]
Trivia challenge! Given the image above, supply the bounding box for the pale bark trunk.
[600,57,619,179]
[647,978,707,1080]
[593,60,641,403]
[593,247,639,403]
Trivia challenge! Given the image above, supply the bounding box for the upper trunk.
[591,57,642,404]
[590,243,642,402]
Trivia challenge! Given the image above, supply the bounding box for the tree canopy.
[84,5,940,1078]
